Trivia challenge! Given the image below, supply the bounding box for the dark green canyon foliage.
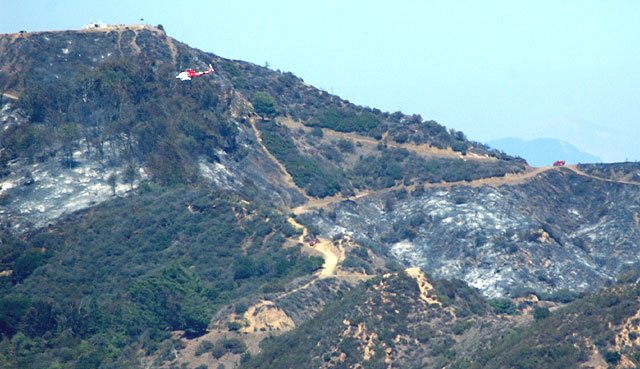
[0,186,321,368]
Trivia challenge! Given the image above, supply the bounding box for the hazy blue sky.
[2,1,639,162]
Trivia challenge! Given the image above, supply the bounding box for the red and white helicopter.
[176,64,214,81]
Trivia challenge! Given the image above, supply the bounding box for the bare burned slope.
[300,165,640,298]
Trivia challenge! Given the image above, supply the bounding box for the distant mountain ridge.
[487,137,601,167]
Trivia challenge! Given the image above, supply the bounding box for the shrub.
[489,298,518,315]
[533,307,551,321]
[337,139,355,153]
[452,321,472,335]
[227,321,243,331]
[196,340,215,356]
[451,142,468,154]
[309,109,380,133]
[211,338,247,358]
[251,92,278,119]
[235,303,249,314]
[393,133,409,143]
[545,289,578,303]
[605,350,621,364]
[212,342,227,359]
[222,338,247,354]
[310,127,323,137]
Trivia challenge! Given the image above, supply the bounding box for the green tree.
[122,162,138,190]
[12,250,49,284]
[489,298,518,315]
[533,307,551,321]
[58,123,79,167]
[605,351,621,364]
[251,92,278,119]
[107,172,118,195]
[0,296,31,337]
[127,263,213,335]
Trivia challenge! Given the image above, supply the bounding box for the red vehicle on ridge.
[553,160,566,166]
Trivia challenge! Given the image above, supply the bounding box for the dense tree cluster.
[0,186,323,368]
[308,109,381,133]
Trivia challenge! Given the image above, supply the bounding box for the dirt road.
[314,239,344,278]
[288,217,343,278]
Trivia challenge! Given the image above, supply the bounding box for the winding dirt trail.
[315,239,343,278]
[290,164,635,216]
[564,164,640,186]
[287,217,343,278]
[291,189,371,215]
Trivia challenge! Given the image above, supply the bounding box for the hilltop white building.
[83,21,108,29]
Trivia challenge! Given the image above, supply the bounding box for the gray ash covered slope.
[305,165,640,298]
